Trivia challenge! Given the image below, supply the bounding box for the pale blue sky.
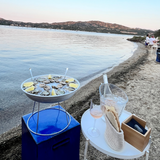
[0,0,159,30]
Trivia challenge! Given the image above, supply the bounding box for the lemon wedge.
[25,86,34,92]
[51,89,56,96]
[69,83,78,88]
[66,78,74,83]
[48,74,52,79]
[23,82,34,87]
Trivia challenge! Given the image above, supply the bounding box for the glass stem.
[93,119,96,131]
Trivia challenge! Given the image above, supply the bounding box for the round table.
[81,109,151,160]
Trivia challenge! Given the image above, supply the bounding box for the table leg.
[32,101,36,115]
[36,102,40,133]
[145,150,149,160]
[84,138,89,160]
[63,101,68,124]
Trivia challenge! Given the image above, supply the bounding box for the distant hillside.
[0,18,154,35]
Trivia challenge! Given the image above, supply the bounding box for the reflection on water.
[0,25,137,134]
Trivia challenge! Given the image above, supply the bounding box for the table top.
[81,109,151,159]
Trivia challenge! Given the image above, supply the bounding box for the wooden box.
[121,114,151,152]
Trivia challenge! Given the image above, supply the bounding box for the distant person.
[145,34,150,46]
[149,35,157,49]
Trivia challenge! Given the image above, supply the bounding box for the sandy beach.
[0,43,160,160]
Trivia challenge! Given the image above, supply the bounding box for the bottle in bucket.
[100,74,128,117]
[100,74,117,113]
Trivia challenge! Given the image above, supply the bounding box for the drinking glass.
[88,99,103,137]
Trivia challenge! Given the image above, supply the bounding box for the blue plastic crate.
[22,105,80,160]
[156,48,160,63]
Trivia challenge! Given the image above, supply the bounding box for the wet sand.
[1,43,160,159]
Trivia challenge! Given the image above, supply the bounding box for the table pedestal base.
[27,101,71,136]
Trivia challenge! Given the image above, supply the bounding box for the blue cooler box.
[156,48,160,62]
[22,106,80,160]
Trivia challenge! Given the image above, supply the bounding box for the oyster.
[31,89,40,94]
[61,79,66,82]
[52,85,58,89]
[60,81,66,85]
[33,82,38,86]
[53,76,62,79]
[41,91,50,96]
[50,79,55,83]
[37,78,46,82]
[44,85,51,91]
[56,89,65,95]
[57,84,63,88]
[44,80,50,84]
[54,78,59,83]
[39,83,46,88]
[65,87,75,92]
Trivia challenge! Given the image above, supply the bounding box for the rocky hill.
[0,18,154,35]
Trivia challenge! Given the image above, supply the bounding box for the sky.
[0,0,160,31]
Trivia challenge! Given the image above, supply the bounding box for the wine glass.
[88,99,103,137]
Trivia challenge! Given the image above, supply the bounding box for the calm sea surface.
[0,25,137,134]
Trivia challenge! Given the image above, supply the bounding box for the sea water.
[0,25,137,134]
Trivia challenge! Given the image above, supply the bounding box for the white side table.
[81,109,151,160]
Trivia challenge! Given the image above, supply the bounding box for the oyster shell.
[57,84,63,88]
[56,89,65,95]
[44,80,50,84]
[37,78,46,82]
[52,85,58,89]
[33,82,38,86]
[65,87,75,92]
[54,79,60,83]
[50,79,55,83]
[53,76,62,79]
[31,89,40,94]
[41,91,50,96]
[61,79,66,82]
[39,83,46,88]
[44,85,51,91]
[60,81,66,85]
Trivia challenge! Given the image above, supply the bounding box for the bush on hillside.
[127,36,146,42]
[154,29,160,38]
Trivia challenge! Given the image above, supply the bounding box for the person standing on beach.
[145,34,150,47]
[149,35,154,48]
[149,35,157,49]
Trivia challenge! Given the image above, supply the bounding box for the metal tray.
[21,74,80,103]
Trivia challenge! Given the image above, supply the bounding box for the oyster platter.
[21,74,80,103]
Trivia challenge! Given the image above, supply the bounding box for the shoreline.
[79,42,138,88]
[63,43,146,110]
[0,43,152,159]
